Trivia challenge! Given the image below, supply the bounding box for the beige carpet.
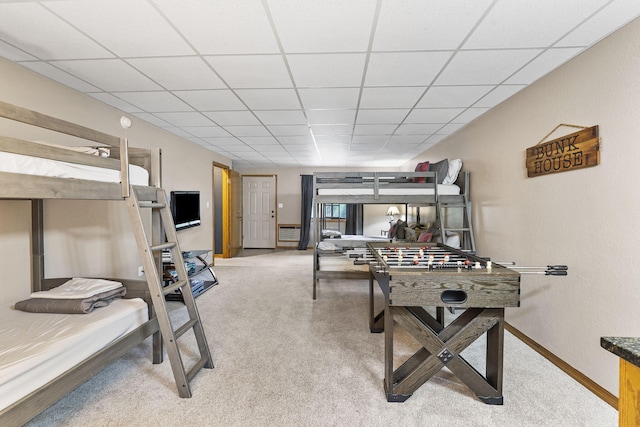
[26,250,616,426]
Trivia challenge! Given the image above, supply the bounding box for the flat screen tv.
[170,191,201,231]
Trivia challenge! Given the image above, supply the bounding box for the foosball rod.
[495,262,568,276]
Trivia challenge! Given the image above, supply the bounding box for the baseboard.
[505,322,618,409]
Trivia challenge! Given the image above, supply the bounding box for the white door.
[243,175,276,248]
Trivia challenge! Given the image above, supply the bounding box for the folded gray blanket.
[15,287,127,314]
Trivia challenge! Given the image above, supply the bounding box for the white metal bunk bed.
[0,101,212,426]
[312,170,473,299]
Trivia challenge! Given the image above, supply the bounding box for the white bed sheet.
[0,298,148,411]
[317,184,460,196]
[0,151,149,186]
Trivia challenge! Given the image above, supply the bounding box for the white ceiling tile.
[52,59,162,91]
[396,124,444,134]
[131,113,172,128]
[127,57,225,90]
[474,85,526,108]
[173,90,246,111]
[556,1,640,47]
[224,126,272,137]
[19,61,100,92]
[203,111,261,126]
[154,0,279,54]
[353,125,397,135]
[45,0,195,57]
[278,136,315,145]
[374,0,493,50]
[253,110,308,125]
[278,140,316,152]
[351,135,390,144]
[306,110,356,125]
[505,48,583,85]
[452,108,490,123]
[153,112,214,127]
[365,52,452,86]
[436,50,542,85]
[350,142,385,151]
[201,137,245,146]
[205,55,292,88]
[0,41,36,61]
[315,135,351,144]
[235,89,301,110]
[182,126,232,138]
[267,0,377,53]
[464,0,609,49]
[288,53,366,87]
[88,93,143,113]
[360,87,426,109]
[311,124,353,135]
[404,108,465,123]
[267,125,311,136]
[356,109,410,124]
[386,135,426,144]
[116,92,193,112]
[238,137,279,145]
[317,142,349,150]
[438,123,465,134]
[224,145,258,153]
[418,86,493,108]
[165,127,197,138]
[0,3,113,60]
[298,88,360,110]
[257,145,287,153]
[380,142,421,152]
[423,134,448,146]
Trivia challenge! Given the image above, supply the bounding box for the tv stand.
[163,249,218,302]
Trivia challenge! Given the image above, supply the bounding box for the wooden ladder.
[437,192,476,252]
[126,186,213,398]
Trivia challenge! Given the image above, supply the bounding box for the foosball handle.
[546,270,568,276]
[548,265,568,270]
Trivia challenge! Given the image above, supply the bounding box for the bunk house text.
[526,125,600,178]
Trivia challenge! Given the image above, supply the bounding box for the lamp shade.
[386,206,400,216]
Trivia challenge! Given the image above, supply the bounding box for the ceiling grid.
[0,0,638,167]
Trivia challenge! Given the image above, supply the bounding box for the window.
[324,203,346,219]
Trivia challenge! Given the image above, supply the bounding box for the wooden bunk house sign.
[526,125,600,178]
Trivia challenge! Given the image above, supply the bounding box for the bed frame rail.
[0,100,142,198]
[313,171,439,204]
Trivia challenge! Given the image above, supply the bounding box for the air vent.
[278,224,301,242]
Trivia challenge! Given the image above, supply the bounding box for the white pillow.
[443,159,462,185]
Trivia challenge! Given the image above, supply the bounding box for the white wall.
[0,58,232,305]
[402,17,640,397]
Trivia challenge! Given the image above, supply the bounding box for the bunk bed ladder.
[438,193,476,252]
[126,187,213,398]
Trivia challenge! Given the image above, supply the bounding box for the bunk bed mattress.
[0,151,149,185]
[0,298,148,411]
[317,183,460,196]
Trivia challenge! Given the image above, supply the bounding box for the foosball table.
[365,241,521,404]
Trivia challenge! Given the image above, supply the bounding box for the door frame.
[213,162,229,259]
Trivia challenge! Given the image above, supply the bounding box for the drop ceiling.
[0,0,638,168]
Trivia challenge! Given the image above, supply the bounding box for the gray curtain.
[297,175,313,250]
[345,204,363,235]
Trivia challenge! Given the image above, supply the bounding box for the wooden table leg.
[369,272,384,333]
[385,306,505,404]
[619,358,640,426]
